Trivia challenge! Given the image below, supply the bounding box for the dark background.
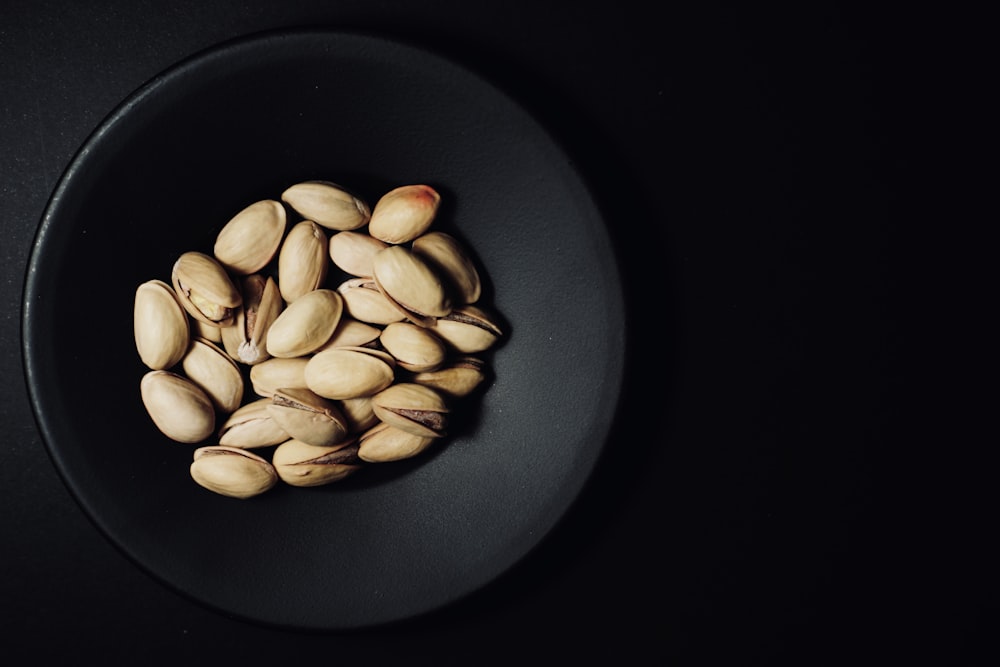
[0,1,981,664]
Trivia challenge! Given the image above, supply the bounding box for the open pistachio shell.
[358,421,436,463]
[190,446,277,499]
[305,346,396,400]
[328,230,388,277]
[412,231,482,305]
[372,245,452,326]
[249,357,310,398]
[213,199,286,275]
[379,321,446,372]
[281,181,371,231]
[140,370,215,443]
[367,184,440,244]
[181,337,244,413]
[134,279,190,370]
[171,251,242,327]
[272,438,363,487]
[218,398,289,448]
[277,220,328,303]
[410,356,488,399]
[431,305,503,353]
[221,274,283,365]
[267,387,349,447]
[265,288,343,359]
[371,382,448,438]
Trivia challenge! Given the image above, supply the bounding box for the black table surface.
[1,1,982,664]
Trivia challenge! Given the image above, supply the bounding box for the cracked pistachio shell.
[367,184,440,244]
[315,317,382,352]
[272,438,363,487]
[358,421,436,463]
[221,274,283,365]
[281,181,371,231]
[213,199,286,275]
[338,396,379,433]
[134,280,190,370]
[328,230,387,277]
[181,337,245,413]
[305,346,395,400]
[412,231,482,305]
[140,370,215,443]
[218,398,289,448]
[171,251,242,327]
[267,387,349,448]
[249,357,309,398]
[265,288,343,359]
[190,446,277,499]
[431,305,503,353]
[277,220,329,302]
[410,356,488,399]
[372,245,452,326]
[337,277,406,325]
[371,382,448,438]
[379,321,446,372]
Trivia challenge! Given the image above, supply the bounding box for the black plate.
[22,30,625,630]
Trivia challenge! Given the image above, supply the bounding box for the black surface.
[1,1,979,664]
[23,29,626,630]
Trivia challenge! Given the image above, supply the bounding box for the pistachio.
[267,387,349,447]
[410,356,487,399]
[338,396,379,433]
[305,346,396,400]
[277,220,328,302]
[134,280,190,370]
[213,199,286,275]
[431,305,503,353]
[221,274,283,365]
[249,357,310,398]
[412,231,482,305]
[190,446,277,499]
[181,337,245,413]
[358,421,436,462]
[281,181,371,231]
[218,398,289,448]
[371,383,449,438]
[272,438,363,487]
[372,245,452,326]
[315,316,382,351]
[193,318,223,344]
[367,184,440,244]
[265,288,343,359]
[337,277,406,325]
[171,251,241,327]
[328,230,388,277]
[140,370,215,443]
[379,321,446,372]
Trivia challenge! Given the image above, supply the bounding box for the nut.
[371,382,448,438]
[379,321,446,372]
[265,288,343,359]
[372,245,452,326]
[181,337,245,414]
[140,370,215,443]
[190,446,278,499]
[410,356,487,399]
[412,231,482,305]
[277,220,329,302]
[281,180,371,231]
[134,279,189,370]
[272,438,363,487]
[213,199,286,275]
[328,230,388,277]
[337,277,407,325]
[249,357,310,398]
[267,387,349,447]
[358,421,436,463]
[220,274,283,365]
[367,184,440,244]
[430,305,502,353]
[171,251,241,327]
[304,346,395,400]
[218,398,289,449]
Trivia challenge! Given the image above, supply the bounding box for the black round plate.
[22,30,625,630]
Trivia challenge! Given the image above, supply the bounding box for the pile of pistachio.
[133,182,502,499]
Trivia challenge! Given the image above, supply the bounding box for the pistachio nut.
[412,231,482,305]
[379,321,446,372]
[134,279,190,370]
[328,230,387,277]
[304,346,396,400]
[410,356,487,399]
[213,199,286,275]
[371,382,449,438]
[190,446,277,499]
[218,398,289,448]
[220,274,283,365]
[315,316,382,352]
[267,387,349,447]
[337,277,406,325]
[367,184,440,244]
[171,251,242,327]
[181,337,245,413]
[265,288,343,359]
[277,220,329,302]
[281,181,371,231]
[249,357,309,398]
[431,305,503,353]
[193,318,223,344]
[372,245,452,326]
[272,438,363,487]
[358,421,436,463]
[140,370,215,443]
[338,396,379,433]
